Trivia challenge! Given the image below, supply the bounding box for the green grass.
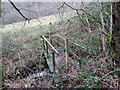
[1,15,60,64]
[0,19,58,33]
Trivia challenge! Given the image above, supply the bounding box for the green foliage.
[47,54,52,59]
[83,76,100,84]
[107,34,112,44]
[67,20,73,25]
[90,69,97,75]
[1,2,114,88]
[38,50,45,56]
[82,44,100,53]
[57,48,66,53]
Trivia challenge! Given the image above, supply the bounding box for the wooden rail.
[42,34,87,71]
[68,40,86,50]
[51,34,85,67]
[51,34,69,67]
[42,36,59,54]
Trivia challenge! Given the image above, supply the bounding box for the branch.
[19,8,41,24]
[8,0,28,21]
[100,28,109,36]
[58,2,102,25]
[102,69,120,79]
[65,15,86,27]
[58,2,65,9]
[58,2,85,12]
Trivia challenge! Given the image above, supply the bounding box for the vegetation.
[0,1,120,89]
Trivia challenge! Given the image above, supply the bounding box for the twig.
[102,69,120,79]
[65,15,86,27]
[19,8,41,24]
[58,2,101,25]
[57,2,65,9]
[100,28,109,36]
[21,20,27,30]
[82,3,92,33]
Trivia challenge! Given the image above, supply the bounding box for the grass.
[0,17,59,33]
[1,14,63,80]
[2,21,51,79]
[0,21,55,33]
[0,10,76,33]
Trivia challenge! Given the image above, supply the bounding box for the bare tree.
[112,2,120,87]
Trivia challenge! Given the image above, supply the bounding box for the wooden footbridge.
[0,33,93,89]
[41,34,88,73]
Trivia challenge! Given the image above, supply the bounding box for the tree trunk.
[0,0,1,17]
[112,2,120,66]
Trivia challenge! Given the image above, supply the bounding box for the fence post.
[45,41,48,55]
[52,51,56,74]
[65,38,69,67]
[0,66,4,89]
[43,37,45,51]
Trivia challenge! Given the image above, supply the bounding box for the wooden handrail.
[42,34,84,69]
[49,34,84,67]
[51,34,86,51]
[68,40,86,50]
[42,36,59,54]
[69,50,79,58]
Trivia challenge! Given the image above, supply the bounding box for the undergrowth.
[1,2,119,89]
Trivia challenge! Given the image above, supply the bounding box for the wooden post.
[65,38,69,67]
[52,51,56,74]
[43,37,45,50]
[52,51,56,84]
[0,66,4,89]
[45,41,48,55]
